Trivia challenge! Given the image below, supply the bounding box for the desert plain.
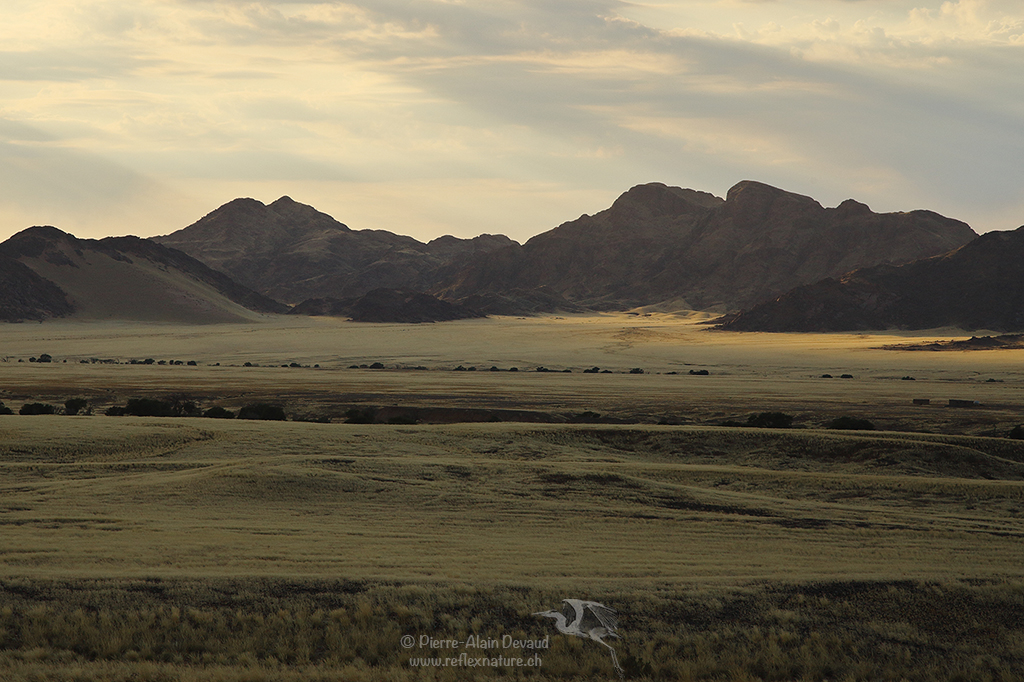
[1,313,1023,681]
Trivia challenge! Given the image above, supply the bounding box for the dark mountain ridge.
[718,226,1024,332]
[432,181,977,311]
[154,196,517,305]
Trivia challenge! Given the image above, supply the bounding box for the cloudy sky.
[1,0,1022,243]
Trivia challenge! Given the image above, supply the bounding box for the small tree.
[0,402,13,416]
[64,398,88,416]
[1009,425,1024,440]
[20,403,56,415]
[238,403,286,421]
[124,398,175,417]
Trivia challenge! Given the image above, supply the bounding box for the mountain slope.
[717,226,1024,332]
[434,181,977,311]
[154,196,517,305]
[0,227,289,323]
[289,288,484,323]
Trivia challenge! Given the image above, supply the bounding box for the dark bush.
[689,369,710,375]
[840,374,854,379]
[746,412,794,429]
[64,398,88,416]
[123,398,175,417]
[828,416,875,431]
[20,403,56,415]
[187,360,198,366]
[1009,425,1024,440]
[203,406,235,419]
[629,368,644,374]
[508,367,519,372]
[821,374,833,378]
[37,353,52,363]
[238,403,287,421]
[104,406,127,416]
[344,407,377,424]
[369,362,385,369]
[0,402,14,416]
[583,367,600,373]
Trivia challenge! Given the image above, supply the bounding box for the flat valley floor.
[1,314,1023,681]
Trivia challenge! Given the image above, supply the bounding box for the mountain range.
[4,179,1016,329]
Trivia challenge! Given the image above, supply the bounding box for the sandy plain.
[2,313,1023,428]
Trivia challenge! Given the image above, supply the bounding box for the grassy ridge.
[2,419,1024,679]
[1,578,1023,681]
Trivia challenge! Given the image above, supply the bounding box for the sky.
[1,0,1022,244]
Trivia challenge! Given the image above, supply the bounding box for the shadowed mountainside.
[718,226,1024,332]
[434,181,977,312]
[154,196,517,305]
[288,287,484,323]
[0,226,289,322]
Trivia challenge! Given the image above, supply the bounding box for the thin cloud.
[0,0,1021,243]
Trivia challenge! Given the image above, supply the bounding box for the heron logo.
[533,598,624,680]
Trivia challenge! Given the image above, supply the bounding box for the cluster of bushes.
[103,399,285,421]
[2,398,91,416]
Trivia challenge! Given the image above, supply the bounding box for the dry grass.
[2,315,1024,679]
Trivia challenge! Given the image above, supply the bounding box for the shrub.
[64,398,88,416]
[0,402,13,416]
[203,406,235,419]
[123,398,175,417]
[369,362,385,369]
[1009,425,1024,440]
[689,369,710,375]
[828,416,875,430]
[344,407,377,424]
[238,403,287,421]
[629,367,644,374]
[20,403,56,415]
[104,405,127,416]
[746,412,794,428]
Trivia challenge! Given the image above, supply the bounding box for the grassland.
[2,314,1024,680]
